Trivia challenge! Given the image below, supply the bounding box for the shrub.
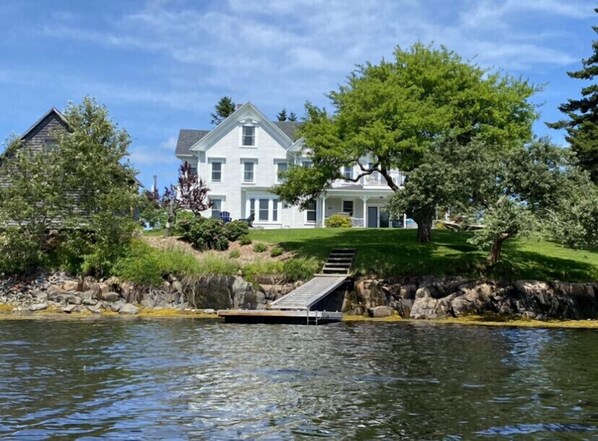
[174,211,196,235]
[270,246,284,257]
[253,242,268,253]
[229,249,241,258]
[242,259,283,282]
[283,258,320,282]
[180,218,229,251]
[224,220,249,241]
[239,235,252,246]
[0,229,46,274]
[325,214,352,228]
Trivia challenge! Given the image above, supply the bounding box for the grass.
[249,228,598,282]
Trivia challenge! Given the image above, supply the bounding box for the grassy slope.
[249,228,598,282]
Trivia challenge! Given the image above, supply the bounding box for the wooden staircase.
[319,248,356,275]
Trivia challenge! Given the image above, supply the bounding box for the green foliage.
[390,137,594,263]
[0,229,47,274]
[0,97,139,276]
[174,211,195,234]
[270,246,284,257]
[239,235,252,246]
[211,96,236,125]
[180,217,229,251]
[112,240,239,286]
[325,214,352,228]
[282,258,320,282]
[252,241,268,253]
[138,190,166,228]
[277,108,288,121]
[229,249,241,258]
[224,220,249,241]
[273,43,538,241]
[547,10,598,183]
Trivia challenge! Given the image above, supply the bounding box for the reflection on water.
[1,319,598,439]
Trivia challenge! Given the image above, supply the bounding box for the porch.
[316,194,410,228]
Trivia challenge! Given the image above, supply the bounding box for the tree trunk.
[487,234,510,265]
[415,215,433,243]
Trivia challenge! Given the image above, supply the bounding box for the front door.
[367,206,378,228]
[379,210,390,228]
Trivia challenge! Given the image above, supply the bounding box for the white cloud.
[129,144,177,166]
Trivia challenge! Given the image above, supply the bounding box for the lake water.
[1,319,598,440]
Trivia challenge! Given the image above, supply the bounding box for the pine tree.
[547,9,598,183]
[211,96,236,126]
[288,112,298,122]
[276,108,288,121]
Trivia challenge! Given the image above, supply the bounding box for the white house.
[175,103,408,229]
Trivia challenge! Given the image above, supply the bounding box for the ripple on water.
[1,320,598,439]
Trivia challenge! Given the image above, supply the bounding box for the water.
[1,319,598,440]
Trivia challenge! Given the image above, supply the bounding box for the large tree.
[0,97,139,274]
[274,43,537,242]
[547,9,598,183]
[211,96,236,125]
[388,138,594,264]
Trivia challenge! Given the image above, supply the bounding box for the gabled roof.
[21,107,68,140]
[175,129,210,156]
[189,102,295,153]
[273,121,301,141]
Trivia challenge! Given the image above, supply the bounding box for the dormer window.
[242,126,255,146]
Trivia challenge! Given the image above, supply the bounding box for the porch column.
[321,196,327,227]
[361,196,369,228]
[403,213,407,229]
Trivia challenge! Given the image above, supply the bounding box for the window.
[210,198,222,219]
[242,126,255,146]
[211,162,221,182]
[343,165,353,180]
[190,165,198,177]
[306,200,316,222]
[276,162,288,182]
[273,199,278,221]
[44,138,56,153]
[259,199,269,221]
[243,161,254,182]
[342,200,354,216]
[302,160,312,168]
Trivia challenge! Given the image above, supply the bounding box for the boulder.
[62,304,80,313]
[369,306,394,318]
[102,292,120,302]
[119,303,139,315]
[28,302,48,311]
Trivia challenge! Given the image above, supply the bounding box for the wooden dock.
[217,309,343,325]
[217,249,356,325]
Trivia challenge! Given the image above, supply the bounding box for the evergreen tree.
[211,96,236,125]
[277,108,288,121]
[288,112,298,122]
[547,9,598,183]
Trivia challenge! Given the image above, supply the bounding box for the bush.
[0,229,46,274]
[180,218,229,251]
[229,249,241,258]
[325,214,352,228]
[239,235,252,246]
[270,246,284,257]
[174,211,196,235]
[224,220,249,241]
[112,239,241,286]
[283,258,320,282]
[253,242,268,253]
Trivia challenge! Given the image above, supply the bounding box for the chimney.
[236,103,242,110]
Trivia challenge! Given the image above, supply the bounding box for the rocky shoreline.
[1,272,597,321]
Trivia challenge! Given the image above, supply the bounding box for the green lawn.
[249,228,598,282]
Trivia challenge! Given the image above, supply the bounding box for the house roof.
[273,121,301,141]
[175,129,210,156]
[21,107,68,140]
[175,106,302,157]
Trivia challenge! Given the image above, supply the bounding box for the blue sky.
[1,0,595,188]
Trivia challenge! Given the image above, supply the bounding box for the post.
[361,196,369,228]
[321,196,327,227]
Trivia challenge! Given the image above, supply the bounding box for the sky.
[0,0,595,188]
